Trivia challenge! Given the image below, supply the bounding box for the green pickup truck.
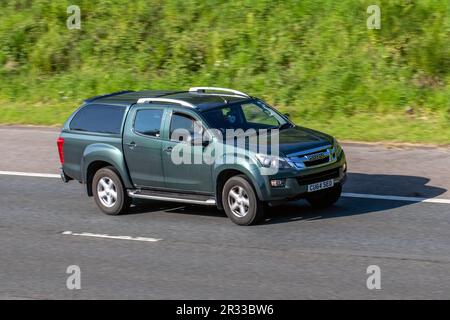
[57,87,347,225]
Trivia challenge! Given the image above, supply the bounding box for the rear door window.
[70,104,125,134]
[134,109,164,137]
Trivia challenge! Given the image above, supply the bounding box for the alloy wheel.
[228,186,250,217]
[97,177,117,208]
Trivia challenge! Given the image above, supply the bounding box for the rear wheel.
[222,175,265,226]
[306,185,342,209]
[92,166,131,215]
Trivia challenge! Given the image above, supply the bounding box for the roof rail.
[84,90,134,103]
[189,87,249,98]
[137,98,196,108]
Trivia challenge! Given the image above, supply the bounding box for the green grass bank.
[1,0,449,143]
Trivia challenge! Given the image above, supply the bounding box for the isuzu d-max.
[58,87,347,225]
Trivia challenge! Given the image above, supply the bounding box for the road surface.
[0,126,449,299]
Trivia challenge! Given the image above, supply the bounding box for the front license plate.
[307,179,334,192]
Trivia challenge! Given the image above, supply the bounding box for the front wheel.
[222,175,265,226]
[92,166,131,215]
[306,185,342,209]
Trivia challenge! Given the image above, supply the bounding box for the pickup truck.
[58,87,347,225]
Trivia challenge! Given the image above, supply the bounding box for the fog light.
[343,162,347,172]
[270,179,286,187]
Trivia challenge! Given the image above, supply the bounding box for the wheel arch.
[214,166,265,210]
[85,161,116,196]
[82,144,133,196]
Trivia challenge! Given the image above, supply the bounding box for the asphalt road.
[0,126,449,299]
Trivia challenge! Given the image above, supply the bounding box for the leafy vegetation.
[0,0,449,143]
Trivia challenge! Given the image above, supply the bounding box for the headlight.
[255,154,293,169]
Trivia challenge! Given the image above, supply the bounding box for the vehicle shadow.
[123,173,447,224]
[343,172,447,199]
[264,173,447,225]
[124,198,226,217]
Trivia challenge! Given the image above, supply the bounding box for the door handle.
[127,141,137,149]
[163,146,173,153]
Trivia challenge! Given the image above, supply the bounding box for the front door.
[161,110,213,194]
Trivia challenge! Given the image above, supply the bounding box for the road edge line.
[342,192,450,204]
[0,171,60,178]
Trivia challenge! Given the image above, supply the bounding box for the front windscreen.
[201,100,288,132]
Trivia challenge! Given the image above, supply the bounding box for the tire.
[306,184,342,209]
[92,166,131,215]
[222,175,265,226]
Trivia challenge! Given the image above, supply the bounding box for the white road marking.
[0,171,60,178]
[1,170,450,205]
[342,192,450,204]
[62,231,162,242]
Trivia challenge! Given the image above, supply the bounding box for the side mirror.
[284,113,291,119]
[186,134,209,147]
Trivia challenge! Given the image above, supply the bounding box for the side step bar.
[128,190,216,206]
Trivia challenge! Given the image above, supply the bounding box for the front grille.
[297,168,340,185]
[304,156,330,167]
[288,147,332,168]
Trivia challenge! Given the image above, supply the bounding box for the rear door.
[123,106,166,188]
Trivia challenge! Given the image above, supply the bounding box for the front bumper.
[257,152,347,201]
